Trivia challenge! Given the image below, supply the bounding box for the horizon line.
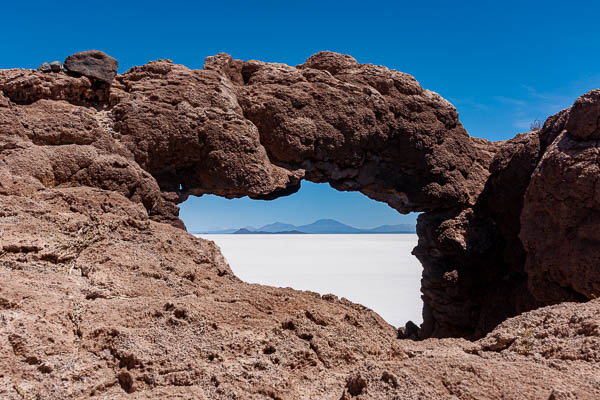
[191,217,417,233]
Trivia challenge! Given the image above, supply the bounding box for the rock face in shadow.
[413,130,547,338]
[1,51,600,398]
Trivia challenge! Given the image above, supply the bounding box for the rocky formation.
[64,50,118,84]
[37,61,62,73]
[1,187,599,399]
[1,50,600,398]
[521,92,600,304]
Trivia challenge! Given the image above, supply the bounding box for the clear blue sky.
[3,1,599,230]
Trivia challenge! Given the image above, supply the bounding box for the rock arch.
[109,51,498,338]
[1,51,599,339]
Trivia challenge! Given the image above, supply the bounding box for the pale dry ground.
[197,234,423,327]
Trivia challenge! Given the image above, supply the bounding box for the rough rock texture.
[1,51,600,397]
[0,51,503,338]
[1,69,114,106]
[64,50,118,84]
[37,62,51,73]
[413,130,546,338]
[521,92,600,305]
[564,89,600,140]
[0,187,599,399]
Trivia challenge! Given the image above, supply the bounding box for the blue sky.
[3,1,599,230]
[182,182,416,231]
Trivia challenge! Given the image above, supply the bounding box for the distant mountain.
[296,219,364,234]
[366,224,415,233]
[195,228,237,234]
[197,219,415,234]
[197,226,258,234]
[257,222,298,232]
[233,228,305,234]
[233,228,255,234]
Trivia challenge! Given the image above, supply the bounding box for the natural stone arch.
[111,52,493,213]
[3,51,599,339]
[0,51,507,339]
[103,52,506,338]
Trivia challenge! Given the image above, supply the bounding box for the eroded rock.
[64,50,118,84]
[565,89,600,140]
[1,51,600,398]
[37,62,51,72]
[521,92,600,304]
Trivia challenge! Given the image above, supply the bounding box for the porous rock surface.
[1,51,599,398]
[64,50,119,84]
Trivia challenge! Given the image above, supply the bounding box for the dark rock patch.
[64,50,118,84]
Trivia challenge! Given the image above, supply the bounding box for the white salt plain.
[196,234,422,327]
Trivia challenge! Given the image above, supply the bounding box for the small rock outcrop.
[564,89,600,139]
[63,50,118,84]
[37,61,61,73]
[1,50,600,398]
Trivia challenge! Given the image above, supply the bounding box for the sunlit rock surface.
[1,51,599,398]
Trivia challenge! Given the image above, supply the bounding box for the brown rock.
[236,53,493,212]
[64,50,118,84]
[397,320,420,340]
[1,52,600,398]
[1,69,112,106]
[0,185,598,397]
[565,89,600,139]
[107,51,494,214]
[521,102,600,304]
[301,51,360,75]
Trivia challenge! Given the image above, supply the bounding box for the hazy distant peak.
[258,222,297,232]
[199,219,416,234]
[313,218,340,223]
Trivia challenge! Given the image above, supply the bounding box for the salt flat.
[197,233,422,327]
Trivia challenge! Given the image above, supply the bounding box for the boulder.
[49,60,62,72]
[63,50,118,84]
[37,62,51,72]
[565,89,600,139]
